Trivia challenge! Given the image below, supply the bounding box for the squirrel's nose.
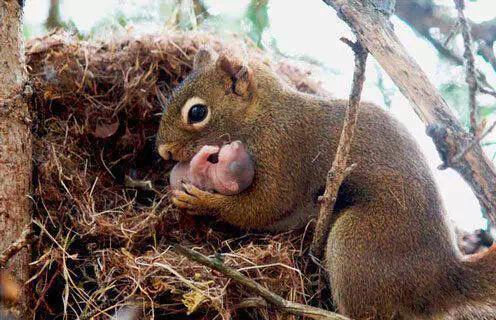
[158,144,173,160]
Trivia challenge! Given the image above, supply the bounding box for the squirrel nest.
[26,30,326,319]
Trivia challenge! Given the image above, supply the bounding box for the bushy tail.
[445,245,496,319]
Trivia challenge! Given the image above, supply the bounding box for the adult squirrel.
[156,48,496,319]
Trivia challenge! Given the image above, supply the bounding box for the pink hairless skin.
[169,141,255,195]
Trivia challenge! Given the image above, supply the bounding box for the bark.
[322,0,496,225]
[0,0,32,318]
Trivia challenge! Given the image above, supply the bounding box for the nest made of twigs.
[25,30,327,320]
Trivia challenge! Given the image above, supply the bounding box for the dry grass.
[25,30,326,319]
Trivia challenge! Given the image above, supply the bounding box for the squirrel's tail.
[446,245,496,318]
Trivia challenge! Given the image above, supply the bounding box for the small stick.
[477,41,496,75]
[480,87,496,99]
[310,39,368,260]
[0,226,32,267]
[451,120,496,164]
[443,20,460,47]
[173,245,350,320]
[420,30,495,94]
[455,0,478,135]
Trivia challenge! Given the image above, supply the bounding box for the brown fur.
[156,49,496,319]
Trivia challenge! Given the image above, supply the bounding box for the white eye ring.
[181,97,211,130]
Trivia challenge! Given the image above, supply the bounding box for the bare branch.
[455,0,478,135]
[173,245,350,320]
[444,20,460,47]
[322,0,496,225]
[419,30,495,95]
[395,0,496,75]
[311,39,367,260]
[234,297,269,310]
[452,120,496,164]
[45,0,63,31]
[477,41,496,75]
[394,0,496,99]
[480,87,496,98]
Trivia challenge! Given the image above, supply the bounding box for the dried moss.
[26,30,326,319]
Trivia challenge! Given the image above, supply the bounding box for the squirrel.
[169,140,255,195]
[155,48,496,319]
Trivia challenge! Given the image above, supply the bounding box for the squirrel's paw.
[172,183,223,213]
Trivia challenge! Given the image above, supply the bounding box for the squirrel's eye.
[181,97,211,130]
[188,104,208,123]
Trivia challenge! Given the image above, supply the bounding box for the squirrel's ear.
[193,47,215,70]
[216,55,256,101]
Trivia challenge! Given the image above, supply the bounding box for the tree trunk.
[0,0,32,317]
[45,0,63,31]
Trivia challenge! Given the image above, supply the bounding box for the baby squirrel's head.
[156,48,257,162]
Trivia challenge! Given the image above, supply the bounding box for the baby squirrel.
[169,141,254,195]
[156,48,496,319]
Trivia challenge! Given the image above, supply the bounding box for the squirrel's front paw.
[171,183,223,214]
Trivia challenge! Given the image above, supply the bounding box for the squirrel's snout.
[158,144,173,161]
[158,143,192,162]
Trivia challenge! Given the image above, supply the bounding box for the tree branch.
[173,245,350,320]
[45,0,63,31]
[322,0,496,226]
[455,0,478,135]
[310,39,367,259]
[395,0,496,75]
[452,120,496,164]
[413,27,495,95]
[477,41,496,74]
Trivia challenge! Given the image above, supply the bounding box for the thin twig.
[310,39,368,260]
[173,245,350,320]
[452,120,496,164]
[0,225,32,267]
[455,0,478,135]
[421,31,495,95]
[477,41,496,74]
[233,297,269,310]
[395,0,496,77]
[443,20,460,47]
[480,87,496,98]
[394,3,496,96]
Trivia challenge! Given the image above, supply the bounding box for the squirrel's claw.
[182,182,216,202]
[171,183,222,213]
[171,193,197,210]
[172,188,202,211]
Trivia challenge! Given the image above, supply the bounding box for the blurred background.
[23,0,496,232]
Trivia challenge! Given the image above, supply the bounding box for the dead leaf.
[92,119,119,138]
[182,290,207,315]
